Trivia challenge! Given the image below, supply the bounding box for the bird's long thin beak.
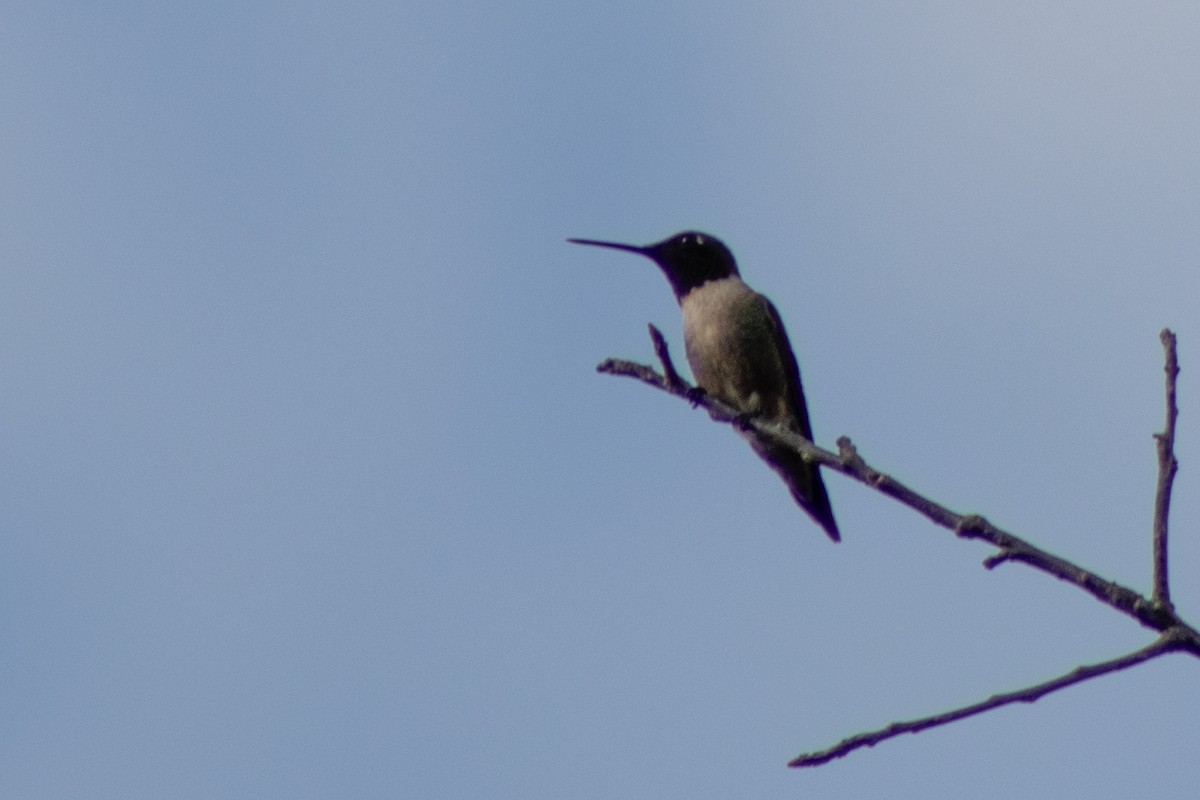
[566,238,648,256]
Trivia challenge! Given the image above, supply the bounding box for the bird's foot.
[731,410,758,432]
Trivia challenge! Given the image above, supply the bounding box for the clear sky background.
[3,3,1199,798]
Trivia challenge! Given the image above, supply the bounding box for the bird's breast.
[680,279,790,420]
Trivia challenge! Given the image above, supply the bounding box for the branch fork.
[597,325,1196,767]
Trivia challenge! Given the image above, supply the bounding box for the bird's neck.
[669,272,740,305]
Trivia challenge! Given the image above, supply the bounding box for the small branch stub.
[647,323,686,391]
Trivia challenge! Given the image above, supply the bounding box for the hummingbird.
[569,231,840,541]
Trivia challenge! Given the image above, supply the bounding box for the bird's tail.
[750,437,841,542]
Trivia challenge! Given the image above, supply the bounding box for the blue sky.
[3,3,1199,797]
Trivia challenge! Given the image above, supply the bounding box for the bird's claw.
[732,410,757,431]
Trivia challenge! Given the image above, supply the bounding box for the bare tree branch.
[597,327,1200,766]
[786,634,1183,767]
[1153,328,1179,608]
[598,337,1190,635]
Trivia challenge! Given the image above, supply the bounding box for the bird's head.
[568,230,739,301]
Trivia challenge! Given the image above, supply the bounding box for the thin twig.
[596,357,671,390]
[1152,329,1179,608]
[787,635,1182,767]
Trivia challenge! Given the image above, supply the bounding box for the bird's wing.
[762,297,816,440]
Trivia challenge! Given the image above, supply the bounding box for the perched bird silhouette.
[569,231,840,541]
